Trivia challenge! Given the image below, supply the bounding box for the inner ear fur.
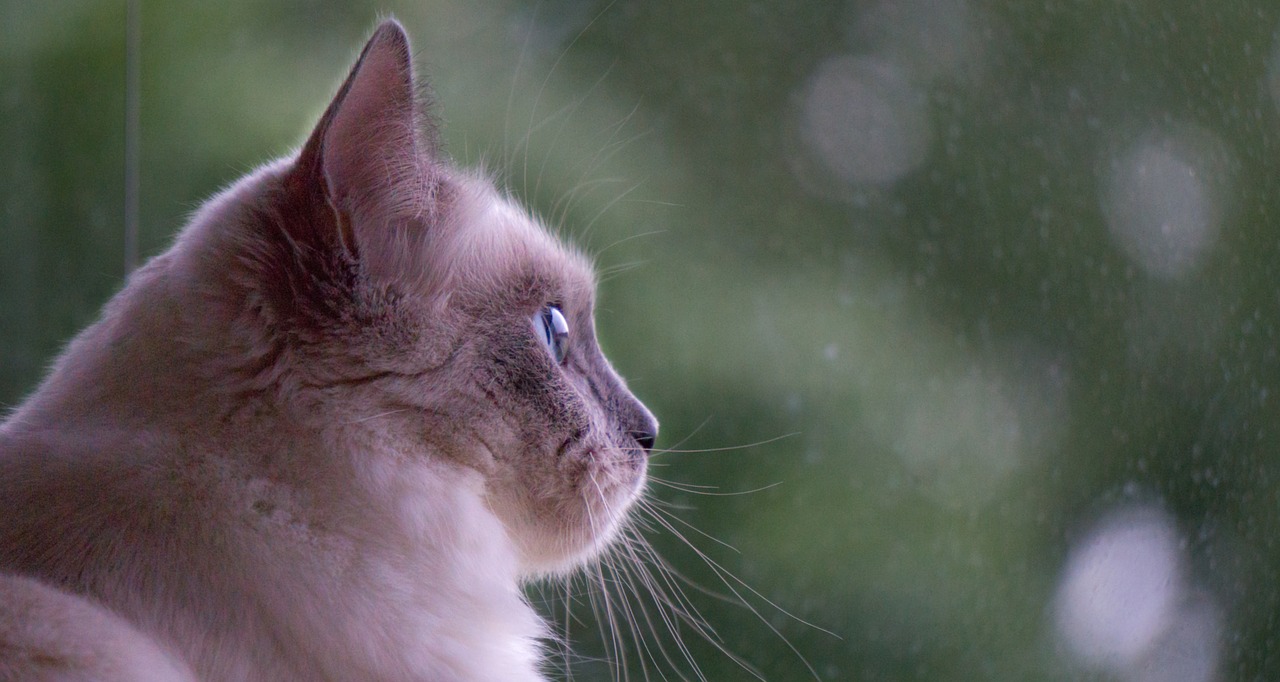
[285,19,446,273]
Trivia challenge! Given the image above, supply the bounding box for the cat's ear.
[291,20,439,251]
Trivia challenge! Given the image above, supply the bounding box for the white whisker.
[642,503,740,555]
[625,523,765,680]
[346,408,412,424]
[597,260,650,284]
[613,540,704,681]
[518,0,617,199]
[650,432,801,458]
[642,503,835,680]
[647,477,785,498]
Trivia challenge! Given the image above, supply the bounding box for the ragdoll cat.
[0,19,658,681]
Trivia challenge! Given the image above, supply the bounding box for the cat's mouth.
[556,428,648,465]
[550,432,644,504]
[571,431,645,467]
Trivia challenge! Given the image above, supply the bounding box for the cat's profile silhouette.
[0,19,657,681]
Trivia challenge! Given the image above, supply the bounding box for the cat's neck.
[9,162,325,435]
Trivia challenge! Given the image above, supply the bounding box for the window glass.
[3,1,1277,679]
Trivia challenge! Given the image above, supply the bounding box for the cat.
[0,19,659,681]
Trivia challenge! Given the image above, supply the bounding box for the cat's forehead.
[436,175,595,306]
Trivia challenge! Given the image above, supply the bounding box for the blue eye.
[533,305,570,364]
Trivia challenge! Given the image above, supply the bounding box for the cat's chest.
[192,464,548,681]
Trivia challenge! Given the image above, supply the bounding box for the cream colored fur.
[0,20,656,681]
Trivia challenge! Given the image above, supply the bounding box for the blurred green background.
[4,1,1280,680]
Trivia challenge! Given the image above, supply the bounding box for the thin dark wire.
[124,0,140,274]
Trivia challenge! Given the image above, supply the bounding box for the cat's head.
[183,21,657,574]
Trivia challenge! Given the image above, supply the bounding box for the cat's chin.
[499,443,646,577]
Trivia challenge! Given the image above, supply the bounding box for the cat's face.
[402,182,660,573]
[193,22,656,574]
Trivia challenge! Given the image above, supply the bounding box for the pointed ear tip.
[371,18,410,49]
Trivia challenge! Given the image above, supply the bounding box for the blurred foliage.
[4,0,1280,680]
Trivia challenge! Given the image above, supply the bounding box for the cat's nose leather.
[629,424,657,454]
[614,378,658,455]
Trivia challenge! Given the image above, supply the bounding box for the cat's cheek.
[605,445,647,493]
[584,446,646,517]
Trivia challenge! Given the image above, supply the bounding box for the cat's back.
[0,423,172,575]
[0,397,304,682]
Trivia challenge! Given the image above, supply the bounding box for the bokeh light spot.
[796,55,931,189]
[1055,506,1190,674]
[1101,125,1233,279]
